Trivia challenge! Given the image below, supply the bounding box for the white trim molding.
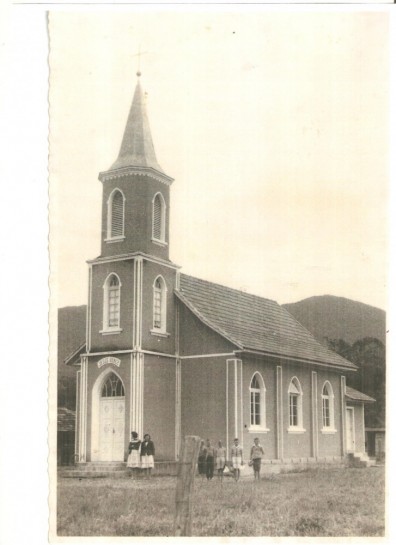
[99,166,174,186]
[226,359,243,458]
[311,371,319,458]
[276,366,284,459]
[131,351,144,438]
[133,257,143,349]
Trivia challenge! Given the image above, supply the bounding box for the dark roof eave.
[346,397,376,404]
[235,348,358,372]
[64,342,86,366]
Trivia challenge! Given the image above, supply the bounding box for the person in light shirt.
[230,438,244,482]
[250,437,265,481]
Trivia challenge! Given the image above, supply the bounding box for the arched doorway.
[99,372,125,461]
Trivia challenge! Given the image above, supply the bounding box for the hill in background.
[283,295,386,346]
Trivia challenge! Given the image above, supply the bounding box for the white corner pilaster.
[276,365,284,460]
[311,371,318,458]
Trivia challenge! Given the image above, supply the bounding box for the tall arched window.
[101,373,125,397]
[322,381,335,431]
[152,276,167,333]
[249,373,267,430]
[152,192,166,243]
[107,189,125,240]
[102,274,122,333]
[288,377,304,430]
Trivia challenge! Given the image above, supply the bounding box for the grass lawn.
[57,466,385,537]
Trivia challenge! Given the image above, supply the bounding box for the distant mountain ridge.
[282,295,386,346]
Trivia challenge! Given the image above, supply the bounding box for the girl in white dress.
[127,431,141,477]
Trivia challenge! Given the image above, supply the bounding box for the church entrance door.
[99,373,125,461]
[346,407,355,453]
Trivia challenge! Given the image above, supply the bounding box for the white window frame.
[287,376,305,433]
[248,372,269,433]
[150,275,169,337]
[105,188,126,242]
[151,192,167,245]
[100,273,123,335]
[321,381,337,433]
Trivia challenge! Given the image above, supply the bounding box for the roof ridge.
[180,273,277,305]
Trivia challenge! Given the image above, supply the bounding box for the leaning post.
[173,435,201,536]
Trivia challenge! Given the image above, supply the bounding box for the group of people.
[126,431,155,478]
[198,437,265,482]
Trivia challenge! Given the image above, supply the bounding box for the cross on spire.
[131,46,149,77]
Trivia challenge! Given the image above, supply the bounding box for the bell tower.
[98,73,174,261]
[79,72,179,463]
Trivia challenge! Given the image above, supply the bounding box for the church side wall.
[143,354,176,460]
[241,357,277,460]
[240,357,344,461]
[180,357,227,444]
[316,369,343,458]
[178,302,237,356]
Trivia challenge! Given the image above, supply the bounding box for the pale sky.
[50,10,389,310]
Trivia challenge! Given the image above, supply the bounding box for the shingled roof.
[176,274,358,370]
[346,386,375,403]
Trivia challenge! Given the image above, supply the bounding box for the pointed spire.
[109,75,164,174]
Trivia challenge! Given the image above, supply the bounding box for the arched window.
[101,373,125,397]
[249,373,267,429]
[152,192,166,243]
[102,274,122,332]
[107,189,125,240]
[322,381,335,431]
[288,377,303,430]
[152,276,167,332]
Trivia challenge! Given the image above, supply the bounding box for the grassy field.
[57,466,385,537]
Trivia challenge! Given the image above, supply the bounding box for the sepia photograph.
[48,8,388,539]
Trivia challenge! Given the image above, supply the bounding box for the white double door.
[99,397,125,461]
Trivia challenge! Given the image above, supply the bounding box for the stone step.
[347,452,377,468]
[59,460,179,478]
[60,470,128,479]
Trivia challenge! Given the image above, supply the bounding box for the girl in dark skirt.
[140,433,155,478]
[127,431,141,478]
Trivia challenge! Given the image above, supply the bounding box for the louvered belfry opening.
[153,194,163,240]
[111,191,124,237]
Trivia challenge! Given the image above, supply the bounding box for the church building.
[66,73,374,468]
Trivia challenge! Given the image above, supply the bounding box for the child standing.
[250,437,264,481]
[230,438,243,482]
[215,440,226,481]
[126,431,141,478]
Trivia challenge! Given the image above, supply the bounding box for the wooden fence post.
[173,435,201,536]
